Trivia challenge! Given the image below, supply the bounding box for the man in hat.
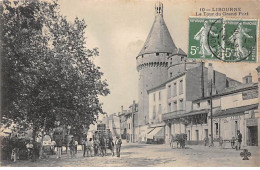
[236,130,242,150]
[115,136,122,157]
[69,137,76,158]
[99,136,106,157]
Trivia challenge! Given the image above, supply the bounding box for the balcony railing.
[162,110,186,121]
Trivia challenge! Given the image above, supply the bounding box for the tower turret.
[155,1,163,16]
[136,2,177,126]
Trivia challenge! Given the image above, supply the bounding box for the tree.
[1,0,109,153]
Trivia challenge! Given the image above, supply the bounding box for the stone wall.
[137,53,168,126]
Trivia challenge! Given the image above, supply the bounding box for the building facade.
[162,63,241,144]
[256,66,260,146]
[117,101,138,143]
[185,73,259,147]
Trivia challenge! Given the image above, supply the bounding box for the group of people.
[203,130,243,149]
[67,136,122,158]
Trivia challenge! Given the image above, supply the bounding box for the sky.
[57,0,260,115]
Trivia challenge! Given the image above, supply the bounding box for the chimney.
[201,62,205,97]
[132,100,136,112]
[207,63,216,96]
[208,63,213,83]
[243,73,252,84]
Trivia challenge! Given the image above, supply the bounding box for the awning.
[154,127,164,140]
[149,122,165,128]
[162,109,208,121]
[147,127,164,139]
[183,109,208,117]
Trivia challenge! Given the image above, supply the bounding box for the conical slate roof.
[138,14,178,56]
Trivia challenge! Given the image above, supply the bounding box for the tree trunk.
[39,130,45,159]
[39,117,47,159]
[32,126,37,162]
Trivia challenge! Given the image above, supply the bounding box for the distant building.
[119,107,128,140]
[118,101,138,143]
[126,101,138,143]
[98,113,121,139]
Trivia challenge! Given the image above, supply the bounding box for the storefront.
[163,109,208,145]
[213,104,258,147]
[246,118,258,146]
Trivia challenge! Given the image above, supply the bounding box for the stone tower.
[136,2,178,126]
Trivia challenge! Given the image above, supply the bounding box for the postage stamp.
[222,19,258,62]
[188,17,258,62]
[188,17,223,60]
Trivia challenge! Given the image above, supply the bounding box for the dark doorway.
[247,126,258,146]
[195,130,199,142]
[187,130,191,141]
[204,129,208,138]
[235,121,238,138]
[168,123,172,136]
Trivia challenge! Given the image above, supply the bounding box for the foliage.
[1,0,110,138]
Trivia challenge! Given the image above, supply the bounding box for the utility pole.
[210,79,213,146]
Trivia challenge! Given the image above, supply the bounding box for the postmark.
[220,19,257,62]
[188,17,258,62]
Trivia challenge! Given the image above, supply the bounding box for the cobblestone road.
[1,143,259,167]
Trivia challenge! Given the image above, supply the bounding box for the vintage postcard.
[1,0,260,167]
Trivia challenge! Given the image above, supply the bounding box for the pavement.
[1,143,259,167]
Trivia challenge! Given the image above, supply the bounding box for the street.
[1,143,260,167]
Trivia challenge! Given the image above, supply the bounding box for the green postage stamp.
[188,17,258,62]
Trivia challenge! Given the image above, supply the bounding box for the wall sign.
[242,89,258,100]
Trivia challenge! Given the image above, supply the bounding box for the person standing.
[236,130,242,150]
[11,147,19,162]
[83,138,87,157]
[75,140,78,154]
[88,138,94,157]
[170,135,174,148]
[26,139,34,160]
[208,134,214,147]
[100,136,106,157]
[85,138,90,157]
[108,138,115,156]
[115,136,122,157]
[51,140,56,155]
[56,138,62,159]
[69,137,76,158]
[93,137,100,156]
[204,136,209,147]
